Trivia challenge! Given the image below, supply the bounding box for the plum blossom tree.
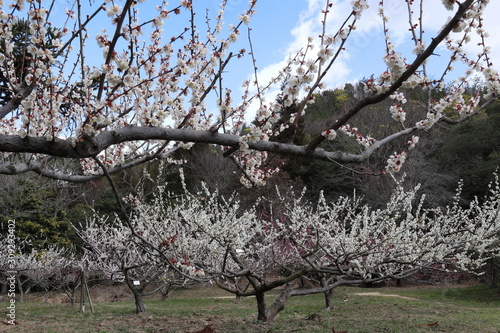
[21,246,76,303]
[110,173,500,322]
[76,210,206,314]
[0,238,75,302]
[50,264,81,305]
[0,0,498,186]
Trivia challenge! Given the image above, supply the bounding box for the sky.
[219,0,500,101]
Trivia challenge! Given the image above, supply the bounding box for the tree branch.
[306,0,476,152]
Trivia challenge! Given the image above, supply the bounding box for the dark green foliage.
[0,19,59,106]
[430,101,500,201]
[283,155,355,202]
[0,175,76,250]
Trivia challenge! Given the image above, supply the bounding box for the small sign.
[133,280,140,286]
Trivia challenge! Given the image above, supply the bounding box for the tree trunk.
[266,283,294,322]
[69,279,81,306]
[254,284,294,322]
[320,276,334,309]
[16,276,30,303]
[324,288,334,309]
[43,288,49,303]
[68,284,77,306]
[255,291,268,321]
[133,289,146,314]
[124,273,146,314]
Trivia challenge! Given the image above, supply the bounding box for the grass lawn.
[1,284,499,332]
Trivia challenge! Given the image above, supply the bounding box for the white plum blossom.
[352,0,369,19]
[238,14,251,25]
[180,0,191,9]
[321,129,337,140]
[407,135,419,150]
[106,4,122,17]
[389,104,406,123]
[0,239,75,302]
[412,41,426,55]
[442,0,456,11]
[385,151,407,174]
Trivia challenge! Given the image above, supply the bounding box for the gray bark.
[0,127,368,162]
[132,290,146,314]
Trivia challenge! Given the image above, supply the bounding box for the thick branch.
[0,118,466,181]
[0,126,366,162]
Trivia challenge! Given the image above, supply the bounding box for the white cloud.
[250,0,355,94]
[360,0,500,79]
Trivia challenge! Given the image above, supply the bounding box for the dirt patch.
[1,311,225,333]
[353,292,419,300]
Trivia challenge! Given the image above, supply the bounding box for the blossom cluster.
[232,0,372,182]
[0,5,67,140]
[366,0,498,173]
[339,125,375,148]
[77,207,206,285]
[384,136,418,174]
[385,151,407,174]
[389,92,408,123]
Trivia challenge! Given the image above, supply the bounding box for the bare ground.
[352,291,419,300]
